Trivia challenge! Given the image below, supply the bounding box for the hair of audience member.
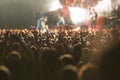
[30,46,39,63]
[82,48,92,63]
[5,51,23,80]
[73,43,82,53]
[0,65,11,80]
[60,65,78,80]
[40,48,61,80]
[11,42,20,51]
[99,42,120,80]
[41,48,60,66]
[72,43,82,64]
[78,63,100,80]
[56,44,65,53]
[59,54,74,66]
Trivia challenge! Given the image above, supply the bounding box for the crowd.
[0,27,120,80]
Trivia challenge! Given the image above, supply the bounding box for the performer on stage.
[90,9,98,30]
[36,16,48,32]
[57,15,65,26]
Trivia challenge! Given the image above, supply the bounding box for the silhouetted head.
[100,42,120,80]
[59,54,74,66]
[60,65,78,80]
[78,63,99,80]
[0,65,11,80]
[40,48,61,80]
[11,42,20,51]
[41,48,59,66]
[5,51,23,80]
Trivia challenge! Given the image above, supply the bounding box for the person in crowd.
[59,54,74,66]
[78,63,100,80]
[60,65,78,80]
[5,51,23,80]
[0,65,11,80]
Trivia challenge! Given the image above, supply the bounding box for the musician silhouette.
[90,9,97,30]
[36,16,48,32]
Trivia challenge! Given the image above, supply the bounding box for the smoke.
[69,7,89,24]
[94,0,112,16]
[0,0,37,27]
[49,0,62,11]
[113,0,120,5]
[94,0,120,16]
[111,0,120,9]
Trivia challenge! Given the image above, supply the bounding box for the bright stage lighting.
[73,27,80,32]
[94,0,112,15]
[49,0,62,11]
[69,7,89,25]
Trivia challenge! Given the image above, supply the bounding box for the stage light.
[73,27,80,32]
[69,7,90,25]
[49,0,63,11]
[94,0,112,16]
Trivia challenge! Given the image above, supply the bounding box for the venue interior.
[0,0,120,80]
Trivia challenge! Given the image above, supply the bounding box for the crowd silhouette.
[0,28,120,80]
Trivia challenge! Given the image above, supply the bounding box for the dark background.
[0,0,51,28]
